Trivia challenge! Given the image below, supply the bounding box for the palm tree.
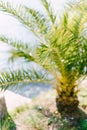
[0,0,87,117]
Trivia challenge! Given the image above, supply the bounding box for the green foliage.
[0,0,87,98]
[78,119,87,130]
[41,0,56,24]
[11,104,29,119]
[0,114,16,130]
[0,69,50,90]
[48,116,57,125]
[13,104,29,114]
[0,36,35,62]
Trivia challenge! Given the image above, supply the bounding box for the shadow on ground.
[34,105,87,130]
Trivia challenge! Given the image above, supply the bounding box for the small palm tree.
[0,0,87,116]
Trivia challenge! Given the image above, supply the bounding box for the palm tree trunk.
[56,91,79,117]
[0,93,7,119]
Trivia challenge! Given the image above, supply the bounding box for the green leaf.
[0,69,50,90]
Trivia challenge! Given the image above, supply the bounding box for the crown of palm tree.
[0,0,87,91]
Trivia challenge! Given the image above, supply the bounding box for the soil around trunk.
[6,90,87,130]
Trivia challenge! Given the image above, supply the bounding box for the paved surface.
[3,90,31,112]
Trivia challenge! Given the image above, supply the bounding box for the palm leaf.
[0,36,35,62]
[0,69,51,90]
[0,0,87,93]
[40,0,56,24]
[0,1,46,42]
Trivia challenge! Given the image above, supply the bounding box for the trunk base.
[56,96,79,118]
[56,96,85,126]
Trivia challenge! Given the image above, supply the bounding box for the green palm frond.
[68,0,87,12]
[0,1,29,27]
[36,7,87,78]
[0,36,35,62]
[0,1,46,42]
[0,69,50,90]
[9,49,34,62]
[36,42,65,76]
[0,36,30,50]
[40,0,56,24]
[0,0,87,92]
[24,6,49,35]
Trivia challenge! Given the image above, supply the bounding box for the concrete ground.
[3,90,31,112]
